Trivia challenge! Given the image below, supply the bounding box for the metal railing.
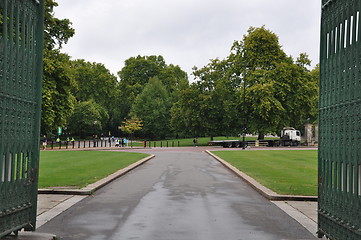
[0,0,45,237]
[41,140,182,150]
[318,0,361,239]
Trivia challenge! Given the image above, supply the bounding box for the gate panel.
[319,0,361,239]
[0,0,44,237]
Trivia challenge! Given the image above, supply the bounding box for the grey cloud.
[56,0,320,78]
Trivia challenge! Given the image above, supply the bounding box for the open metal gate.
[0,0,44,237]
[319,0,361,239]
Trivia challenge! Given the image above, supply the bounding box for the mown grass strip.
[211,150,318,196]
[39,151,150,188]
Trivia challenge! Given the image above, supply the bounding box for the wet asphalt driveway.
[38,151,316,240]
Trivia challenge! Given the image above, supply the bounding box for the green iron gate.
[0,0,44,237]
[319,0,361,239]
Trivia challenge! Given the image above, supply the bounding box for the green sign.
[57,126,62,135]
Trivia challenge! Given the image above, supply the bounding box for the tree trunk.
[258,132,265,140]
[210,136,214,141]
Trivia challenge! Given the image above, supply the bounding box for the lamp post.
[242,66,247,150]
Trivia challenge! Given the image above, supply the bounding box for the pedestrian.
[93,135,97,147]
[42,135,47,150]
[71,137,75,147]
[193,137,198,147]
[115,138,119,147]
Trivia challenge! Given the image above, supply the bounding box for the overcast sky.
[55,0,321,80]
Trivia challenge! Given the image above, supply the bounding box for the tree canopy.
[130,77,172,139]
[41,0,75,133]
[40,2,319,140]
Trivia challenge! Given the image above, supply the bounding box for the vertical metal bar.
[28,0,44,230]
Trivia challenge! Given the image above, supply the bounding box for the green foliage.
[171,59,242,138]
[71,60,118,108]
[44,0,75,50]
[41,0,76,134]
[41,50,76,133]
[67,101,109,138]
[212,150,318,196]
[120,116,143,135]
[130,77,172,139]
[170,85,206,137]
[40,3,318,140]
[171,26,319,138]
[117,55,188,121]
[228,26,319,136]
[39,151,149,188]
[70,59,119,131]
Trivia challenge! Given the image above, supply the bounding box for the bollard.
[161,141,163,148]
[167,141,169,147]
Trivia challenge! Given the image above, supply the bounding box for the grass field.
[147,136,277,147]
[39,151,149,188]
[211,150,318,196]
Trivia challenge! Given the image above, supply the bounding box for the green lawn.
[147,136,277,147]
[39,151,150,188]
[211,150,318,196]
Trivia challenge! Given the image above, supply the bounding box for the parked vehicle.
[208,127,301,148]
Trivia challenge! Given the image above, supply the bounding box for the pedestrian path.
[36,151,317,239]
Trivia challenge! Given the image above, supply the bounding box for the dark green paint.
[0,0,44,237]
[319,0,361,239]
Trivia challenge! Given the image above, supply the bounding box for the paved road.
[38,151,316,240]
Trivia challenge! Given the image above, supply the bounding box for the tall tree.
[71,60,117,106]
[42,50,76,133]
[70,60,118,132]
[41,0,75,134]
[170,85,208,138]
[130,77,172,139]
[117,55,188,120]
[67,100,109,138]
[228,26,318,138]
[191,59,241,138]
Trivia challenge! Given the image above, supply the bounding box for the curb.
[3,232,57,240]
[38,155,155,195]
[205,150,317,201]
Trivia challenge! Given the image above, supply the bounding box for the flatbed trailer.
[208,139,299,148]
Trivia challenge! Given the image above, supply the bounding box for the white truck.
[279,127,301,146]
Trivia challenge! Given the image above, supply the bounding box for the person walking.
[193,137,198,147]
[42,135,47,150]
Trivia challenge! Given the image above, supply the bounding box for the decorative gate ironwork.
[0,0,44,237]
[319,0,361,239]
